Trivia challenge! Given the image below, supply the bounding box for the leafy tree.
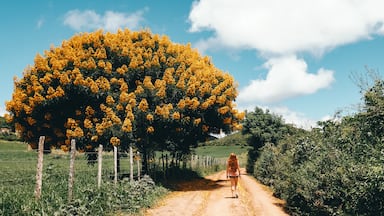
[242,107,291,173]
[5,29,244,171]
[359,79,384,144]
[0,116,10,129]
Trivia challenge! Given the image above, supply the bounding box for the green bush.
[253,122,384,216]
[0,132,21,141]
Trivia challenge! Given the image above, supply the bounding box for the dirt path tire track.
[144,169,289,216]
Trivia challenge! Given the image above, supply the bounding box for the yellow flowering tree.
[6,29,244,169]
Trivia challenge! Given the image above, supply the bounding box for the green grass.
[0,138,251,215]
[193,145,250,159]
[0,140,167,215]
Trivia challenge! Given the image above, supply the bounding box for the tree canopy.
[5,29,244,156]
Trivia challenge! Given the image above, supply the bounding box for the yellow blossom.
[172,112,180,120]
[85,106,95,116]
[138,99,149,112]
[218,106,230,115]
[110,137,121,146]
[146,114,154,121]
[66,118,77,129]
[146,126,154,134]
[61,145,69,152]
[122,118,132,132]
[193,118,201,125]
[97,60,106,68]
[84,119,93,129]
[156,87,166,98]
[105,61,112,73]
[119,92,129,103]
[116,103,124,111]
[91,135,98,141]
[143,76,154,89]
[177,99,186,109]
[135,85,144,94]
[106,95,115,105]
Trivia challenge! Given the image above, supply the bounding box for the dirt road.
[145,169,289,216]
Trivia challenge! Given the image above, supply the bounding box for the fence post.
[137,151,141,180]
[129,146,133,182]
[68,139,76,202]
[190,155,194,169]
[34,136,45,200]
[97,144,103,188]
[114,145,118,185]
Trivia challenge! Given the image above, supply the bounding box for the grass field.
[0,139,250,215]
[193,145,249,158]
[192,144,250,166]
[0,140,167,215]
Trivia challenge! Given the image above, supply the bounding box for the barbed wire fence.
[0,136,225,201]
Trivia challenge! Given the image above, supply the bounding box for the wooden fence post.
[68,139,76,202]
[114,146,118,185]
[137,151,141,180]
[34,136,45,200]
[97,144,103,188]
[129,146,133,182]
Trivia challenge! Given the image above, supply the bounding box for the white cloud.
[237,55,334,103]
[188,0,384,126]
[189,0,384,55]
[269,106,317,130]
[63,9,147,32]
[0,106,7,117]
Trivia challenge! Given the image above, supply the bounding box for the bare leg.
[230,178,236,197]
[234,177,239,198]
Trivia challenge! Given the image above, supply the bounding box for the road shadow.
[224,196,239,199]
[163,176,228,192]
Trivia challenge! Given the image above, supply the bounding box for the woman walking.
[226,153,241,198]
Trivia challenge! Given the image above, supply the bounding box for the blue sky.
[1,0,384,129]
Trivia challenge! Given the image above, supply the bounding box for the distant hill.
[200,131,249,147]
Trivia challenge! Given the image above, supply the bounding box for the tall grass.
[0,140,167,215]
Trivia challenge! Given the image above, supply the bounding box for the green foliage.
[242,107,300,173]
[0,132,21,141]
[0,116,20,141]
[0,116,10,129]
[250,77,384,215]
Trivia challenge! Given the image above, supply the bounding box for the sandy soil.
[144,169,289,216]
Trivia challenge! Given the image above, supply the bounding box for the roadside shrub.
[0,132,21,141]
[253,123,384,216]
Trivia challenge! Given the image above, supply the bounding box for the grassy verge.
[0,140,167,215]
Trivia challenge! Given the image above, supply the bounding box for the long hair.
[228,153,238,170]
[228,153,237,161]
